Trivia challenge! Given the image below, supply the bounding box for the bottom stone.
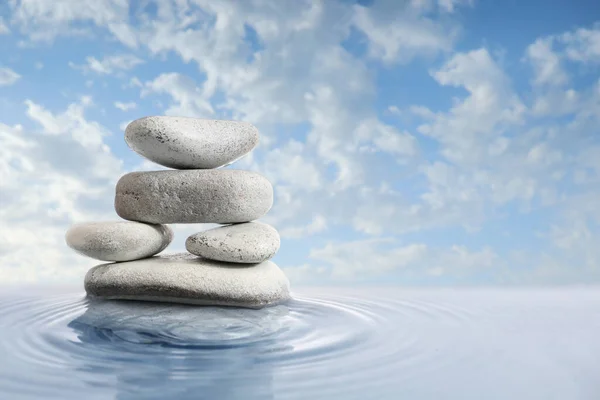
[84,253,291,309]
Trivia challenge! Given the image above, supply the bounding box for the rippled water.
[1,286,600,399]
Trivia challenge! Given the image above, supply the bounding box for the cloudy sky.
[0,0,599,286]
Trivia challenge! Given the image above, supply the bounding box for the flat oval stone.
[124,116,259,169]
[186,222,280,263]
[65,221,173,262]
[115,169,273,224]
[84,253,291,309]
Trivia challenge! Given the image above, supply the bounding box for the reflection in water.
[1,287,600,399]
[68,299,291,400]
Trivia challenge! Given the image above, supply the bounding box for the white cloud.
[560,24,600,64]
[128,0,429,195]
[9,0,137,46]
[114,101,137,111]
[421,48,525,166]
[279,215,327,239]
[126,77,143,88]
[351,44,589,238]
[387,105,401,115]
[440,245,499,270]
[24,97,116,152]
[310,238,428,280]
[372,49,527,230]
[283,263,330,285]
[0,66,21,86]
[0,17,9,34]
[352,0,459,64]
[72,54,144,75]
[532,212,600,284]
[525,37,568,86]
[437,0,474,13]
[258,139,323,192]
[2,0,600,286]
[409,105,436,119]
[530,88,579,117]
[284,239,501,283]
[525,25,600,119]
[549,219,592,251]
[0,98,124,283]
[354,118,418,158]
[125,0,427,237]
[142,73,214,117]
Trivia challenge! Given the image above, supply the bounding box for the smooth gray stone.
[115,169,273,224]
[186,222,280,263]
[124,116,259,169]
[84,253,291,309]
[65,221,173,262]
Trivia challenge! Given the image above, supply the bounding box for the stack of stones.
[65,116,290,309]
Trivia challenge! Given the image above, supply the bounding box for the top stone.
[124,116,259,169]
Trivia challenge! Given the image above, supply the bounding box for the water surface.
[0,286,599,399]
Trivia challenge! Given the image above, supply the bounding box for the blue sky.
[0,0,599,286]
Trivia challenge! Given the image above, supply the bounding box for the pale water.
[0,286,599,399]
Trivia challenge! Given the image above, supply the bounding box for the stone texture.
[84,253,291,308]
[115,169,273,224]
[124,116,259,169]
[186,222,280,263]
[65,221,173,262]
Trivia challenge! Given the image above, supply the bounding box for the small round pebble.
[186,222,280,263]
[65,221,173,262]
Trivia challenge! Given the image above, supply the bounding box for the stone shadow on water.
[67,298,293,400]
